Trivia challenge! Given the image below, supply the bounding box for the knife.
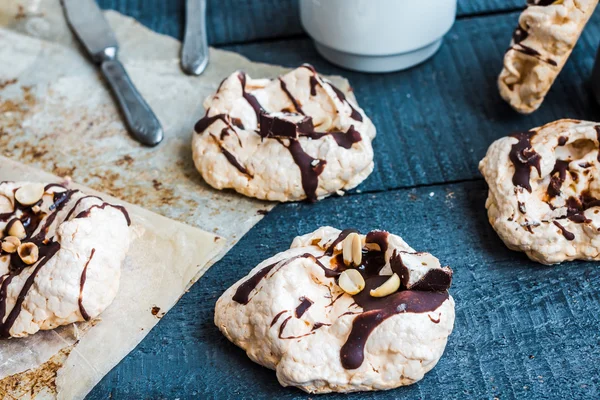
[181,0,209,75]
[62,0,164,147]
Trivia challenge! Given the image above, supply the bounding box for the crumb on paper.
[0,78,18,90]
[115,155,134,166]
[257,209,269,215]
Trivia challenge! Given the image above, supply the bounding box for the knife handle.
[181,0,209,75]
[100,59,164,146]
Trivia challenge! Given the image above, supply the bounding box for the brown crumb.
[152,179,162,190]
[0,78,17,90]
[257,209,269,215]
[408,193,418,201]
[115,154,134,166]
[15,5,26,20]
[151,306,161,316]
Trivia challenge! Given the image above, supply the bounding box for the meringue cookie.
[192,65,376,202]
[479,119,600,264]
[215,226,454,393]
[0,182,131,338]
[498,0,598,114]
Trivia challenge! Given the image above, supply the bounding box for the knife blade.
[62,0,164,146]
[181,0,209,75]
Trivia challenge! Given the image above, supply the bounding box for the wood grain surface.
[85,1,600,398]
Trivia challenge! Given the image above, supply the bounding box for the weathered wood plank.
[222,9,600,193]
[98,0,525,46]
[87,180,600,399]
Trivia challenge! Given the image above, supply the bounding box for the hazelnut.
[8,219,26,240]
[15,183,45,206]
[338,269,365,295]
[18,242,39,265]
[1,236,21,253]
[370,273,400,298]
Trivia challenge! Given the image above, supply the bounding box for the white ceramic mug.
[300,0,457,73]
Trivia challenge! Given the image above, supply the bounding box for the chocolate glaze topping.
[0,184,130,338]
[509,131,541,192]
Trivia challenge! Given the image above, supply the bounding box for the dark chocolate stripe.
[74,203,131,226]
[553,221,575,240]
[279,78,304,115]
[78,248,96,321]
[232,261,279,305]
[238,72,264,119]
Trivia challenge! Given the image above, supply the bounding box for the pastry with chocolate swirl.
[498,0,598,114]
[0,182,131,338]
[480,119,600,264]
[192,65,376,202]
[214,226,454,393]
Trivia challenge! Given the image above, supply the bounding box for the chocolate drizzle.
[281,138,326,202]
[328,83,362,121]
[79,248,96,321]
[596,126,600,162]
[309,76,319,96]
[220,146,251,177]
[279,78,304,115]
[509,131,541,192]
[510,24,557,66]
[271,310,287,327]
[527,0,555,5]
[238,72,264,119]
[553,221,574,240]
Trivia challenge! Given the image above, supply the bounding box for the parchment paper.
[0,156,225,399]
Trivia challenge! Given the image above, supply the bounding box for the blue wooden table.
[90,1,600,398]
